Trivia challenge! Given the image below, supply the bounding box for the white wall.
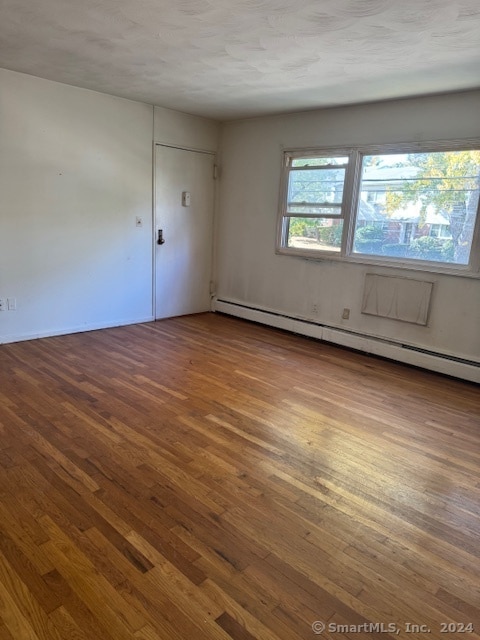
[0,69,154,342]
[0,70,220,344]
[215,92,480,371]
[154,105,219,152]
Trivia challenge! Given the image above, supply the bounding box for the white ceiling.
[1,0,480,120]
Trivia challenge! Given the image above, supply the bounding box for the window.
[283,155,349,253]
[277,143,480,275]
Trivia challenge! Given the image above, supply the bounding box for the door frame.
[153,142,217,320]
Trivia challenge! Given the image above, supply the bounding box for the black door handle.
[157,229,165,245]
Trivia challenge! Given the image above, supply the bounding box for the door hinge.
[213,164,219,180]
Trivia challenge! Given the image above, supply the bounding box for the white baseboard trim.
[214,299,480,384]
[0,316,155,345]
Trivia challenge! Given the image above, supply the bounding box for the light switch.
[182,191,191,207]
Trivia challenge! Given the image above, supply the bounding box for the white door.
[154,145,215,319]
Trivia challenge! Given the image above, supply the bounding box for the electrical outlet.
[311,303,319,315]
[0,298,5,311]
[7,298,16,311]
[342,308,350,320]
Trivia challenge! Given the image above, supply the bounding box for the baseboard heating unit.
[213,298,480,384]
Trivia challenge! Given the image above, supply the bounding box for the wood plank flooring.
[0,312,479,640]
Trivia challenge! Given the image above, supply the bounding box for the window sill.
[275,246,480,279]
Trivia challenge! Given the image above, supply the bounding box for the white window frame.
[276,140,480,277]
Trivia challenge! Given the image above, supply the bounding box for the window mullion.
[468,193,480,272]
[341,151,360,257]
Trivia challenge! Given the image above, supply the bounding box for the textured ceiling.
[1,0,480,120]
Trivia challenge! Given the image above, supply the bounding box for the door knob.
[157,229,165,245]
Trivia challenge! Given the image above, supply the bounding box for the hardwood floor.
[0,312,479,640]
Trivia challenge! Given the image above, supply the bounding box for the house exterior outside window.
[277,143,480,275]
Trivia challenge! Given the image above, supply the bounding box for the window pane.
[292,156,349,167]
[287,218,343,252]
[287,167,346,214]
[353,151,480,265]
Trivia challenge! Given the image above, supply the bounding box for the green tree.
[387,150,480,263]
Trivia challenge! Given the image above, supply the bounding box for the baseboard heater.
[213,298,480,384]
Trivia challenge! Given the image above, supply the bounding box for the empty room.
[0,1,479,639]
